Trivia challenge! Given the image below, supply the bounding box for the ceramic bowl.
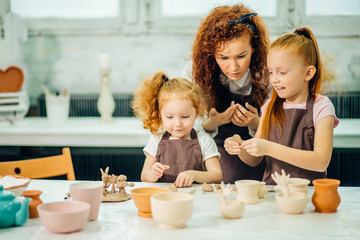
[275,192,309,214]
[37,201,90,233]
[219,200,245,219]
[130,187,169,218]
[288,178,310,194]
[151,192,193,229]
[0,175,31,197]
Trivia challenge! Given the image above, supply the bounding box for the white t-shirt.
[143,130,221,163]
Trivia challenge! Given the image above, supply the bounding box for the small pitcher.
[22,190,43,218]
[312,179,341,213]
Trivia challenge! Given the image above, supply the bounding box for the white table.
[0,180,359,240]
[0,117,359,148]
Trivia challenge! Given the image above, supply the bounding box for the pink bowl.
[37,201,90,233]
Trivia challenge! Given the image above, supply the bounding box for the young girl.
[132,71,223,188]
[182,4,270,183]
[224,27,339,184]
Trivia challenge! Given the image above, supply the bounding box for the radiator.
[327,92,360,118]
[37,92,360,118]
[37,94,134,117]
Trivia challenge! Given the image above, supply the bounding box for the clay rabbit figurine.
[100,167,111,196]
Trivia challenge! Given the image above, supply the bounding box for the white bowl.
[288,178,310,194]
[275,192,309,214]
[151,192,193,229]
[38,201,90,233]
[219,200,245,219]
[0,175,30,197]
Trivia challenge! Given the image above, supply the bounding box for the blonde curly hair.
[132,71,209,133]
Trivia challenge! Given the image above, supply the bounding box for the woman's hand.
[151,162,170,179]
[241,138,270,157]
[224,137,242,155]
[174,171,195,188]
[203,101,236,131]
[231,102,259,129]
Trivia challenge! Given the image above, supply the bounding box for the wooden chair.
[0,147,75,180]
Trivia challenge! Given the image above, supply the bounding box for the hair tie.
[295,30,311,40]
[227,13,257,35]
[164,77,168,82]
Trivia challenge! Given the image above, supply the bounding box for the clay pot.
[312,179,341,213]
[235,180,260,204]
[22,190,43,218]
[257,182,267,199]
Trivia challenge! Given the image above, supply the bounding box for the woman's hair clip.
[227,12,257,35]
[295,30,311,40]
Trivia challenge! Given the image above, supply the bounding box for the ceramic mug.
[288,178,310,194]
[70,182,103,221]
[235,180,260,204]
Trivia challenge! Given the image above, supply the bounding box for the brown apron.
[156,129,203,182]
[262,95,326,184]
[215,85,265,184]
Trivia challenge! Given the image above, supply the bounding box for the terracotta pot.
[312,179,341,213]
[22,190,43,218]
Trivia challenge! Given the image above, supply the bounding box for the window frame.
[5,0,360,37]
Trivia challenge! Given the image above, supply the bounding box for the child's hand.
[224,137,242,155]
[231,102,259,129]
[151,162,170,179]
[241,138,269,157]
[174,171,195,188]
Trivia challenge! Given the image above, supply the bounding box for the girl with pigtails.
[132,72,222,188]
[182,4,270,183]
[224,27,339,184]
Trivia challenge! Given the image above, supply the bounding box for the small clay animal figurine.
[100,167,111,196]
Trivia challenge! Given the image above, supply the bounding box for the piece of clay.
[202,183,214,192]
[168,184,177,192]
[232,134,243,144]
[188,189,196,195]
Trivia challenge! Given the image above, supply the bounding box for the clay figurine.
[272,169,309,214]
[213,182,245,219]
[100,167,133,202]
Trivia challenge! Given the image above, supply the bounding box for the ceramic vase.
[22,190,43,218]
[312,179,341,213]
[235,180,260,204]
[97,68,115,123]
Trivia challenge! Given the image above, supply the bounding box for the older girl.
[224,27,339,184]
[132,72,222,187]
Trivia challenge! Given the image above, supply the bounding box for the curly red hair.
[192,4,269,109]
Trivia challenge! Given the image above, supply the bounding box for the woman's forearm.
[202,117,221,132]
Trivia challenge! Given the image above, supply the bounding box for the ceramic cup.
[45,94,70,125]
[288,178,310,194]
[70,182,103,221]
[235,180,260,204]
